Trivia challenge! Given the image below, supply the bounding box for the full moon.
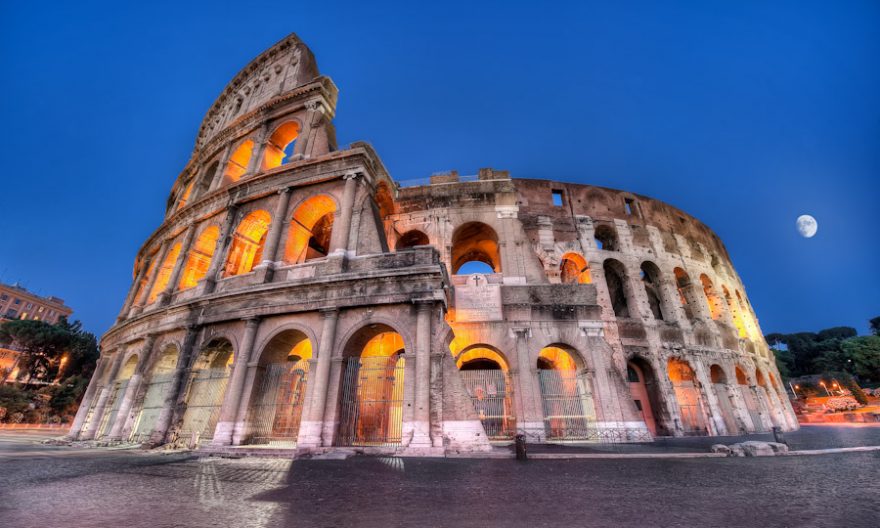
[796,214,818,238]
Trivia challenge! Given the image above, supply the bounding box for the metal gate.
[538,370,597,440]
[460,369,516,440]
[247,360,310,446]
[740,387,766,431]
[713,383,740,434]
[672,381,707,434]
[129,373,173,443]
[336,355,405,447]
[178,368,229,442]
[96,379,128,439]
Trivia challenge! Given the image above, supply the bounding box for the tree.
[841,336,880,383]
[0,319,72,384]
[870,316,880,337]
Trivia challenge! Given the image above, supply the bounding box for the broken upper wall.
[195,33,322,152]
[513,178,733,269]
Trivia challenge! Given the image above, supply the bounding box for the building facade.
[67,34,796,455]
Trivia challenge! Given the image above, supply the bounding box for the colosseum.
[67,33,797,455]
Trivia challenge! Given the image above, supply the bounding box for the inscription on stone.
[455,274,502,322]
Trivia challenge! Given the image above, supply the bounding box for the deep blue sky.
[1,1,877,337]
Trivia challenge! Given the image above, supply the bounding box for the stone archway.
[456,345,516,440]
[537,345,596,440]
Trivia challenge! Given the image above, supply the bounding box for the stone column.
[157,225,197,306]
[409,301,433,448]
[254,187,293,282]
[512,327,544,441]
[293,101,322,159]
[117,257,152,321]
[329,173,359,258]
[212,317,261,446]
[245,124,270,177]
[200,205,240,295]
[129,240,171,317]
[148,325,200,446]
[297,308,339,448]
[107,336,157,441]
[65,355,109,439]
[208,144,233,190]
[80,351,127,440]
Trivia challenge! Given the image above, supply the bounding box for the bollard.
[772,426,787,446]
[514,434,527,461]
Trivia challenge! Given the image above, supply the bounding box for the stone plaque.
[455,274,502,322]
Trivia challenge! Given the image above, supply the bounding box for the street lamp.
[820,381,831,397]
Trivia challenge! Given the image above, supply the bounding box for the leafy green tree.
[841,336,880,382]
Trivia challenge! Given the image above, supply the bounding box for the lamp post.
[819,381,831,397]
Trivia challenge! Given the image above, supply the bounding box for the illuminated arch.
[722,285,747,338]
[626,356,663,436]
[674,268,697,321]
[148,243,182,304]
[336,324,407,446]
[261,122,300,170]
[451,222,501,274]
[537,345,582,371]
[225,210,271,277]
[284,195,336,264]
[667,357,707,434]
[735,366,750,385]
[455,345,510,372]
[223,139,254,184]
[560,253,591,284]
[118,354,139,380]
[175,181,194,212]
[700,274,723,321]
[178,225,220,290]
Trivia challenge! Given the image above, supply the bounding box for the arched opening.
[626,358,663,435]
[674,268,698,321]
[754,368,781,428]
[336,326,406,446]
[178,338,234,444]
[148,243,182,304]
[96,354,140,438]
[722,286,747,338]
[560,253,592,284]
[196,161,219,198]
[175,181,194,212]
[456,345,515,440]
[223,140,254,185]
[735,366,765,432]
[537,345,596,440]
[700,274,723,321]
[667,358,708,435]
[735,290,754,339]
[603,259,630,318]
[245,330,312,446]
[451,222,501,274]
[710,365,739,434]
[594,224,618,251]
[640,261,666,321]
[284,195,336,264]
[178,226,220,290]
[225,210,271,277]
[130,345,180,442]
[262,122,300,170]
[396,230,429,250]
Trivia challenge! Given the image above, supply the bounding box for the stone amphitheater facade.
[68,34,797,455]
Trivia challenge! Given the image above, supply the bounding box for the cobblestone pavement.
[0,428,877,528]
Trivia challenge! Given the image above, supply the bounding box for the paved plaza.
[0,426,877,528]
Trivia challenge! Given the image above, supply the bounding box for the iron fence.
[178,368,229,442]
[336,356,405,447]
[538,370,597,440]
[459,369,516,440]
[129,373,173,443]
[246,360,310,446]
